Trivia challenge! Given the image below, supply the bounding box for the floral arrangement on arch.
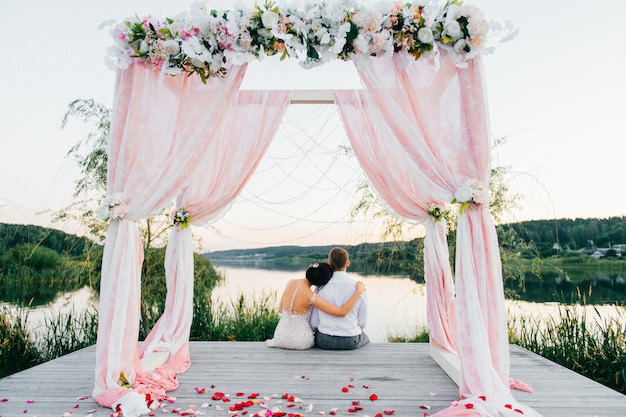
[452,178,490,214]
[105,0,517,82]
[427,202,447,222]
[171,207,193,229]
[98,193,129,221]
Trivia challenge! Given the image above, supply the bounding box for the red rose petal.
[341,387,349,393]
[352,401,360,406]
[329,411,336,415]
[274,412,286,417]
[248,393,259,399]
[236,392,245,397]
[362,385,370,389]
[348,384,355,388]
[514,409,524,414]
[282,394,290,399]
[384,411,395,415]
[287,403,295,408]
[1,398,8,402]
[465,403,474,409]
[369,393,378,401]
[375,414,383,417]
[74,404,80,408]
[479,396,486,401]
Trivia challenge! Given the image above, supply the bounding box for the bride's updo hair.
[305,262,334,286]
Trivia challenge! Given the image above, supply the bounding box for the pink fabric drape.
[94,63,247,412]
[334,87,457,355]
[336,53,541,417]
[137,90,289,383]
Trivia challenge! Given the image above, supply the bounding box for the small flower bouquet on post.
[427,202,447,222]
[452,178,490,214]
[97,193,129,221]
[171,207,192,229]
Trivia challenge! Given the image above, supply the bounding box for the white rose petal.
[97,204,110,221]
[453,38,467,53]
[139,40,149,53]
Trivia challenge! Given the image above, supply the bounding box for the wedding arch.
[94,2,538,417]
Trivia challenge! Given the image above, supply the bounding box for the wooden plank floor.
[1,343,625,417]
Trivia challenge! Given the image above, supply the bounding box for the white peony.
[163,39,181,56]
[454,185,474,203]
[417,27,434,44]
[261,11,279,28]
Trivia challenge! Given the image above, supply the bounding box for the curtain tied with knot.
[335,53,541,417]
[93,62,289,416]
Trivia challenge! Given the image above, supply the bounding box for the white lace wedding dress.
[266,287,316,350]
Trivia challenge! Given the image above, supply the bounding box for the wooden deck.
[1,343,625,417]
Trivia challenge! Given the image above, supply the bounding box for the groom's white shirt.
[310,271,367,336]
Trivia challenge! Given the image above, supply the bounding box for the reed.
[191,290,280,341]
[0,309,39,377]
[36,307,99,362]
[508,304,626,394]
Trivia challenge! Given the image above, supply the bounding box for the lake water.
[3,264,625,343]
[210,263,626,342]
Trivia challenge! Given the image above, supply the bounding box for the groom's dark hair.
[328,247,348,271]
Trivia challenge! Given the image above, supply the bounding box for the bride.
[266,262,366,350]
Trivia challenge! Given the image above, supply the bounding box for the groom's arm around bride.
[310,247,369,350]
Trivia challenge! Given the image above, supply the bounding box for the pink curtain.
[93,63,247,412]
[336,53,541,417]
[136,90,289,385]
[334,87,457,355]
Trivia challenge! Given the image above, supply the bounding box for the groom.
[310,247,369,349]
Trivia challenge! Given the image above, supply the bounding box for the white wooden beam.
[289,89,335,104]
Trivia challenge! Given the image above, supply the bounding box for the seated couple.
[266,247,369,350]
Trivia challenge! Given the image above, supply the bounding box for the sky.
[1,0,625,251]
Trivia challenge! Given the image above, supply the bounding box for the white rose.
[417,27,434,44]
[444,21,462,39]
[163,39,180,56]
[261,11,279,28]
[110,204,128,220]
[454,185,474,203]
[97,204,111,221]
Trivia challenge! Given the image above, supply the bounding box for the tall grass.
[0,309,39,377]
[509,305,626,394]
[191,290,280,341]
[36,307,99,362]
